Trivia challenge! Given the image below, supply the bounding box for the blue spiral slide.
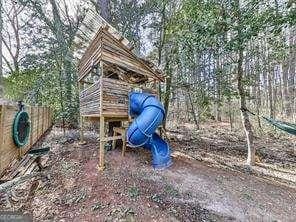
[127,92,172,169]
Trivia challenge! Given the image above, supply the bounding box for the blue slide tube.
[127,92,172,169]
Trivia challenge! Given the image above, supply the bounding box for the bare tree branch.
[2,54,14,73]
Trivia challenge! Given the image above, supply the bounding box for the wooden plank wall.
[101,30,156,79]
[78,29,103,80]
[0,105,53,176]
[73,8,132,62]
[79,77,159,118]
[80,82,101,116]
[78,29,160,82]
[101,78,130,117]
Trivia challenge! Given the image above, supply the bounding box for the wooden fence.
[0,104,53,176]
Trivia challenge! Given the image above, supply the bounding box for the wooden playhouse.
[74,9,165,170]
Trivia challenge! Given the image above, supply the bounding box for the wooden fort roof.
[73,8,164,83]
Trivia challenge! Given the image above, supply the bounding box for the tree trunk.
[282,61,289,116]
[1,0,21,73]
[11,1,20,73]
[58,62,66,134]
[49,0,75,125]
[187,89,199,129]
[278,65,284,115]
[255,84,262,131]
[0,0,3,98]
[215,53,222,121]
[267,71,274,118]
[163,74,172,129]
[234,0,255,166]
[273,68,278,118]
[288,28,295,120]
[237,49,255,166]
[163,46,174,129]
[228,99,233,131]
[156,2,168,103]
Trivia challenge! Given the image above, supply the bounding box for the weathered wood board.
[78,28,164,83]
[0,104,53,176]
[79,77,158,118]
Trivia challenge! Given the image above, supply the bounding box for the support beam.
[102,135,123,142]
[30,106,34,148]
[98,61,105,171]
[0,105,5,171]
[98,116,105,171]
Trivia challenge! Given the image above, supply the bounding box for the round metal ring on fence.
[12,111,30,148]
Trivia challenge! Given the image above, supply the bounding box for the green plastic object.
[263,117,296,136]
[243,107,296,136]
[12,111,31,148]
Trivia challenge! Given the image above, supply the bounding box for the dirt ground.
[0,126,295,222]
[167,121,296,188]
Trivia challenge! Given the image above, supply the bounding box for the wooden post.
[112,130,116,149]
[37,108,40,138]
[98,61,105,171]
[44,107,46,132]
[30,106,33,147]
[42,107,44,134]
[98,116,105,171]
[45,108,47,129]
[122,130,126,157]
[46,107,48,129]
[49,107,51,127]
[0,105,5,171]
[50,107,53,126]
[47,108,49,129]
